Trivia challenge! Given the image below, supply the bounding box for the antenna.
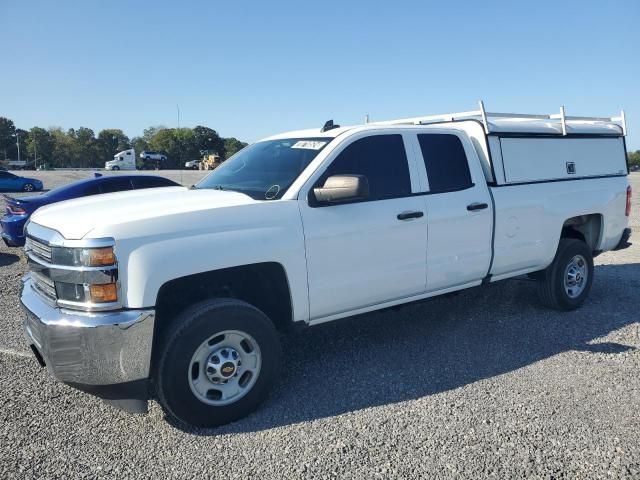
[479,100,489,134]
[321,120,340,132]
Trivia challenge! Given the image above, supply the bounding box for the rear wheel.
[155,298,281,428]
[536,238,594,310]
[112,166,120,171]
[22,183,35,192]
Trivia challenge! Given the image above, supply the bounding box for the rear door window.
[417,134,473,193]
[321,134,411,201]
[132,176,176,189]
[99,178,134,193]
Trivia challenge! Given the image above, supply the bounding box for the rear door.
[299,132,428,320]
[411,131,493,291]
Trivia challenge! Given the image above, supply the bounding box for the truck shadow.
[183,262,639,435]
[0,252,20,267]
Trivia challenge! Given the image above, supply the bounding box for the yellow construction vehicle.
[199,153,221,170]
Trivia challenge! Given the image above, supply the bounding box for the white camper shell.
[373,102,628,186]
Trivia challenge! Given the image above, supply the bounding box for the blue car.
[0,171,43,193]
[1,174,180,247]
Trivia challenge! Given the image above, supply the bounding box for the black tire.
[536,238,594,311]
[22,183,35,192]
[155,298,281,429]
[112,166,120,171]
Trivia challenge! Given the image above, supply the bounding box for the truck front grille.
[25,237,52,263]
[31,271,58,304]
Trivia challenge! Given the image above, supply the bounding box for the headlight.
[51,246,116,267]
[49,245,119,307]
[89,283,118,302]
[55,282,119,304]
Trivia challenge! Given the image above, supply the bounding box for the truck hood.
[30,186,258,239]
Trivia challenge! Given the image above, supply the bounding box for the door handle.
[466,202,488,211]
[397,211,424,220]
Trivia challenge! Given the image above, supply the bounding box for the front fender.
[104,201,310,322]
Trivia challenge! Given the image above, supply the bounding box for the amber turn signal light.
[86,247,116,266]
[89,283,118,303]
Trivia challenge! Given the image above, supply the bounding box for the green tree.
[628,150,640,168]
[143,126,165,144]
[223,137,247,160]
[148,127,198,168]
[26,127,53,166]
[49,127,75,168]
[130,136,149,166]
[0,117,17,160]
[0,116,249,169]
[193,126,224,157]
[74,127,98,168]
[97,129,130,165]
[14,128,29,163]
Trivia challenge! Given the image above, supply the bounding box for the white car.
[20,103,632,428]
[140,151,167,162]
[184,159,201,170]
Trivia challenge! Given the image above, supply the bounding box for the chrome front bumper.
[21,275,155,388]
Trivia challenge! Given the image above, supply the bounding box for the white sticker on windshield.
[291,140,328,150]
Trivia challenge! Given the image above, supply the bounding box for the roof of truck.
[263,126,353,140]
[263,104,626,141]
[263,118,623,141]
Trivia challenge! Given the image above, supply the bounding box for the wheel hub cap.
[205,347,241,383]
[564,254,588,298]
[188,330,262,406]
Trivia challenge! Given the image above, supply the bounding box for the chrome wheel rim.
[564,254,588,299]
[188,330,261,406]
[24,184,34,192]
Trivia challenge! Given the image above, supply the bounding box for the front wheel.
[155,298,281,428]
[536,238,594,311]
[112,166,120,171]
[22,183,35,192]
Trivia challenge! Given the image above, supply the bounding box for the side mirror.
[312,175,369,205]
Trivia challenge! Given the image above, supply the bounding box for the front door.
[299,133,428,321]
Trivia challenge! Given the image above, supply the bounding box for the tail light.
[7,204,26,215]
[626,185,632,217]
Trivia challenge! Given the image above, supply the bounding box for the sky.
[1,0,639,149]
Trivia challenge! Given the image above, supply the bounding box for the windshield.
[195,138,331,200]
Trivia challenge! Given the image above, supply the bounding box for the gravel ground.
[0,171,639,479]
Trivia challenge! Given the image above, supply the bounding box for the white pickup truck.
[20,104,632,428]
